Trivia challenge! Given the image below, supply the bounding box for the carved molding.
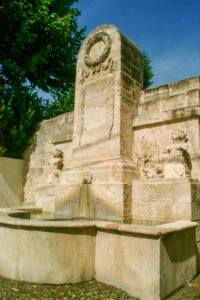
[76,90,85,145]
[80,32,114,85]
[106,85,115,139]
[80,68,90,85]
[80,58,114,85]
[84,32,111,68]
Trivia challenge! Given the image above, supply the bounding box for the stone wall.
[0,157,27,207]
[132,76,200,224]
[23,25,200,227]
[24,112,73,207]
[24,76,200,222]
[133,76,200,180]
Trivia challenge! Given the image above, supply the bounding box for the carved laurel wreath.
[84,32,111,68]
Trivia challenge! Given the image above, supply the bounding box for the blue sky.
[75,0,200,87]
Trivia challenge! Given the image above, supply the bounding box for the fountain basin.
[0,208,197,300]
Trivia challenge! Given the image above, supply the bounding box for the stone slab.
[132,179,200,222]
[0,158,27,208]
[95,225,196,300]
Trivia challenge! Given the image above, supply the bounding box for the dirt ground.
[0,273,199,299]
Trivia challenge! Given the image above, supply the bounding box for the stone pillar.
[72,24,143,164]
[61,24,143,222]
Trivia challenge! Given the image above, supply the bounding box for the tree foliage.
[0,0,85,158]
[0,0,85,94]
[44,84,75,119]
[0,84,43,158]
[142,51,154,89]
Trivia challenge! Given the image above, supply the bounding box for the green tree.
[0,0,85,158]
[0,84,43,158]
[44,83,75,119]
[142,51,154,89]
[0,0,85,93]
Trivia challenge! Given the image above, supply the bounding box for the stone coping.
[132,178,199,183]
[0,208,197,238]
[133,105,200,128]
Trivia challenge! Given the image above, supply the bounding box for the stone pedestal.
[60,24,143,221]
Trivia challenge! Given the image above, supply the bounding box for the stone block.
[0,225,95,284]
[196,222,200,242]
[35,184,81,217]
[140,99,160,114]
[160,227,196,298]
[161,94,186,111]
[196,241,200,272]
[55,184,82,218]
[130,64,143,83]
[169,76,200,95]
[141,84,169,103]
[35,185,56,211]
[186,89,200,106]
[95,226,196,300]
[191,182,200,221]
[172,203,191,220]
[90,183,132,222]
[132,180,197,222]
[95,230,160,300]
[0,158,27,208]
[51,134,72,144]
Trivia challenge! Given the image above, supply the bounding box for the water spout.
[79,183,90,219]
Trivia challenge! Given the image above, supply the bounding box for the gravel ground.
[0,274,199,299]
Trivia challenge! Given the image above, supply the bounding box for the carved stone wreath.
[84,32,111,68]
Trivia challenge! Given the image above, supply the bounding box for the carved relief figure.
[135,130,191,179]
[163,130,191,178]
[82,172,92,184]
[135,137,163,179]
[80,32,114,84]
[47,148,64,183]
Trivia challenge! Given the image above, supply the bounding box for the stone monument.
[2,24,200,300]
[65,24,143,222]
[23,24,200,228]
[26,24,143,222]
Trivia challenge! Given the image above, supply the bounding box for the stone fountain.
[0,24,200,300]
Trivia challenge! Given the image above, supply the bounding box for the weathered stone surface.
[95,224,196,300]
[160,227,196,299]
[132,179,200,222]
[133,118,200,180]
[0,211,196,300]
[58,24,143,222]
[23,112,73,207]
[0,224,95,284]
[0,158,27,207]
[72,24,142,164]
[16,24,200,299]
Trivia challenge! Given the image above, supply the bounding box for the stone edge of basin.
[0,208,197,238]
